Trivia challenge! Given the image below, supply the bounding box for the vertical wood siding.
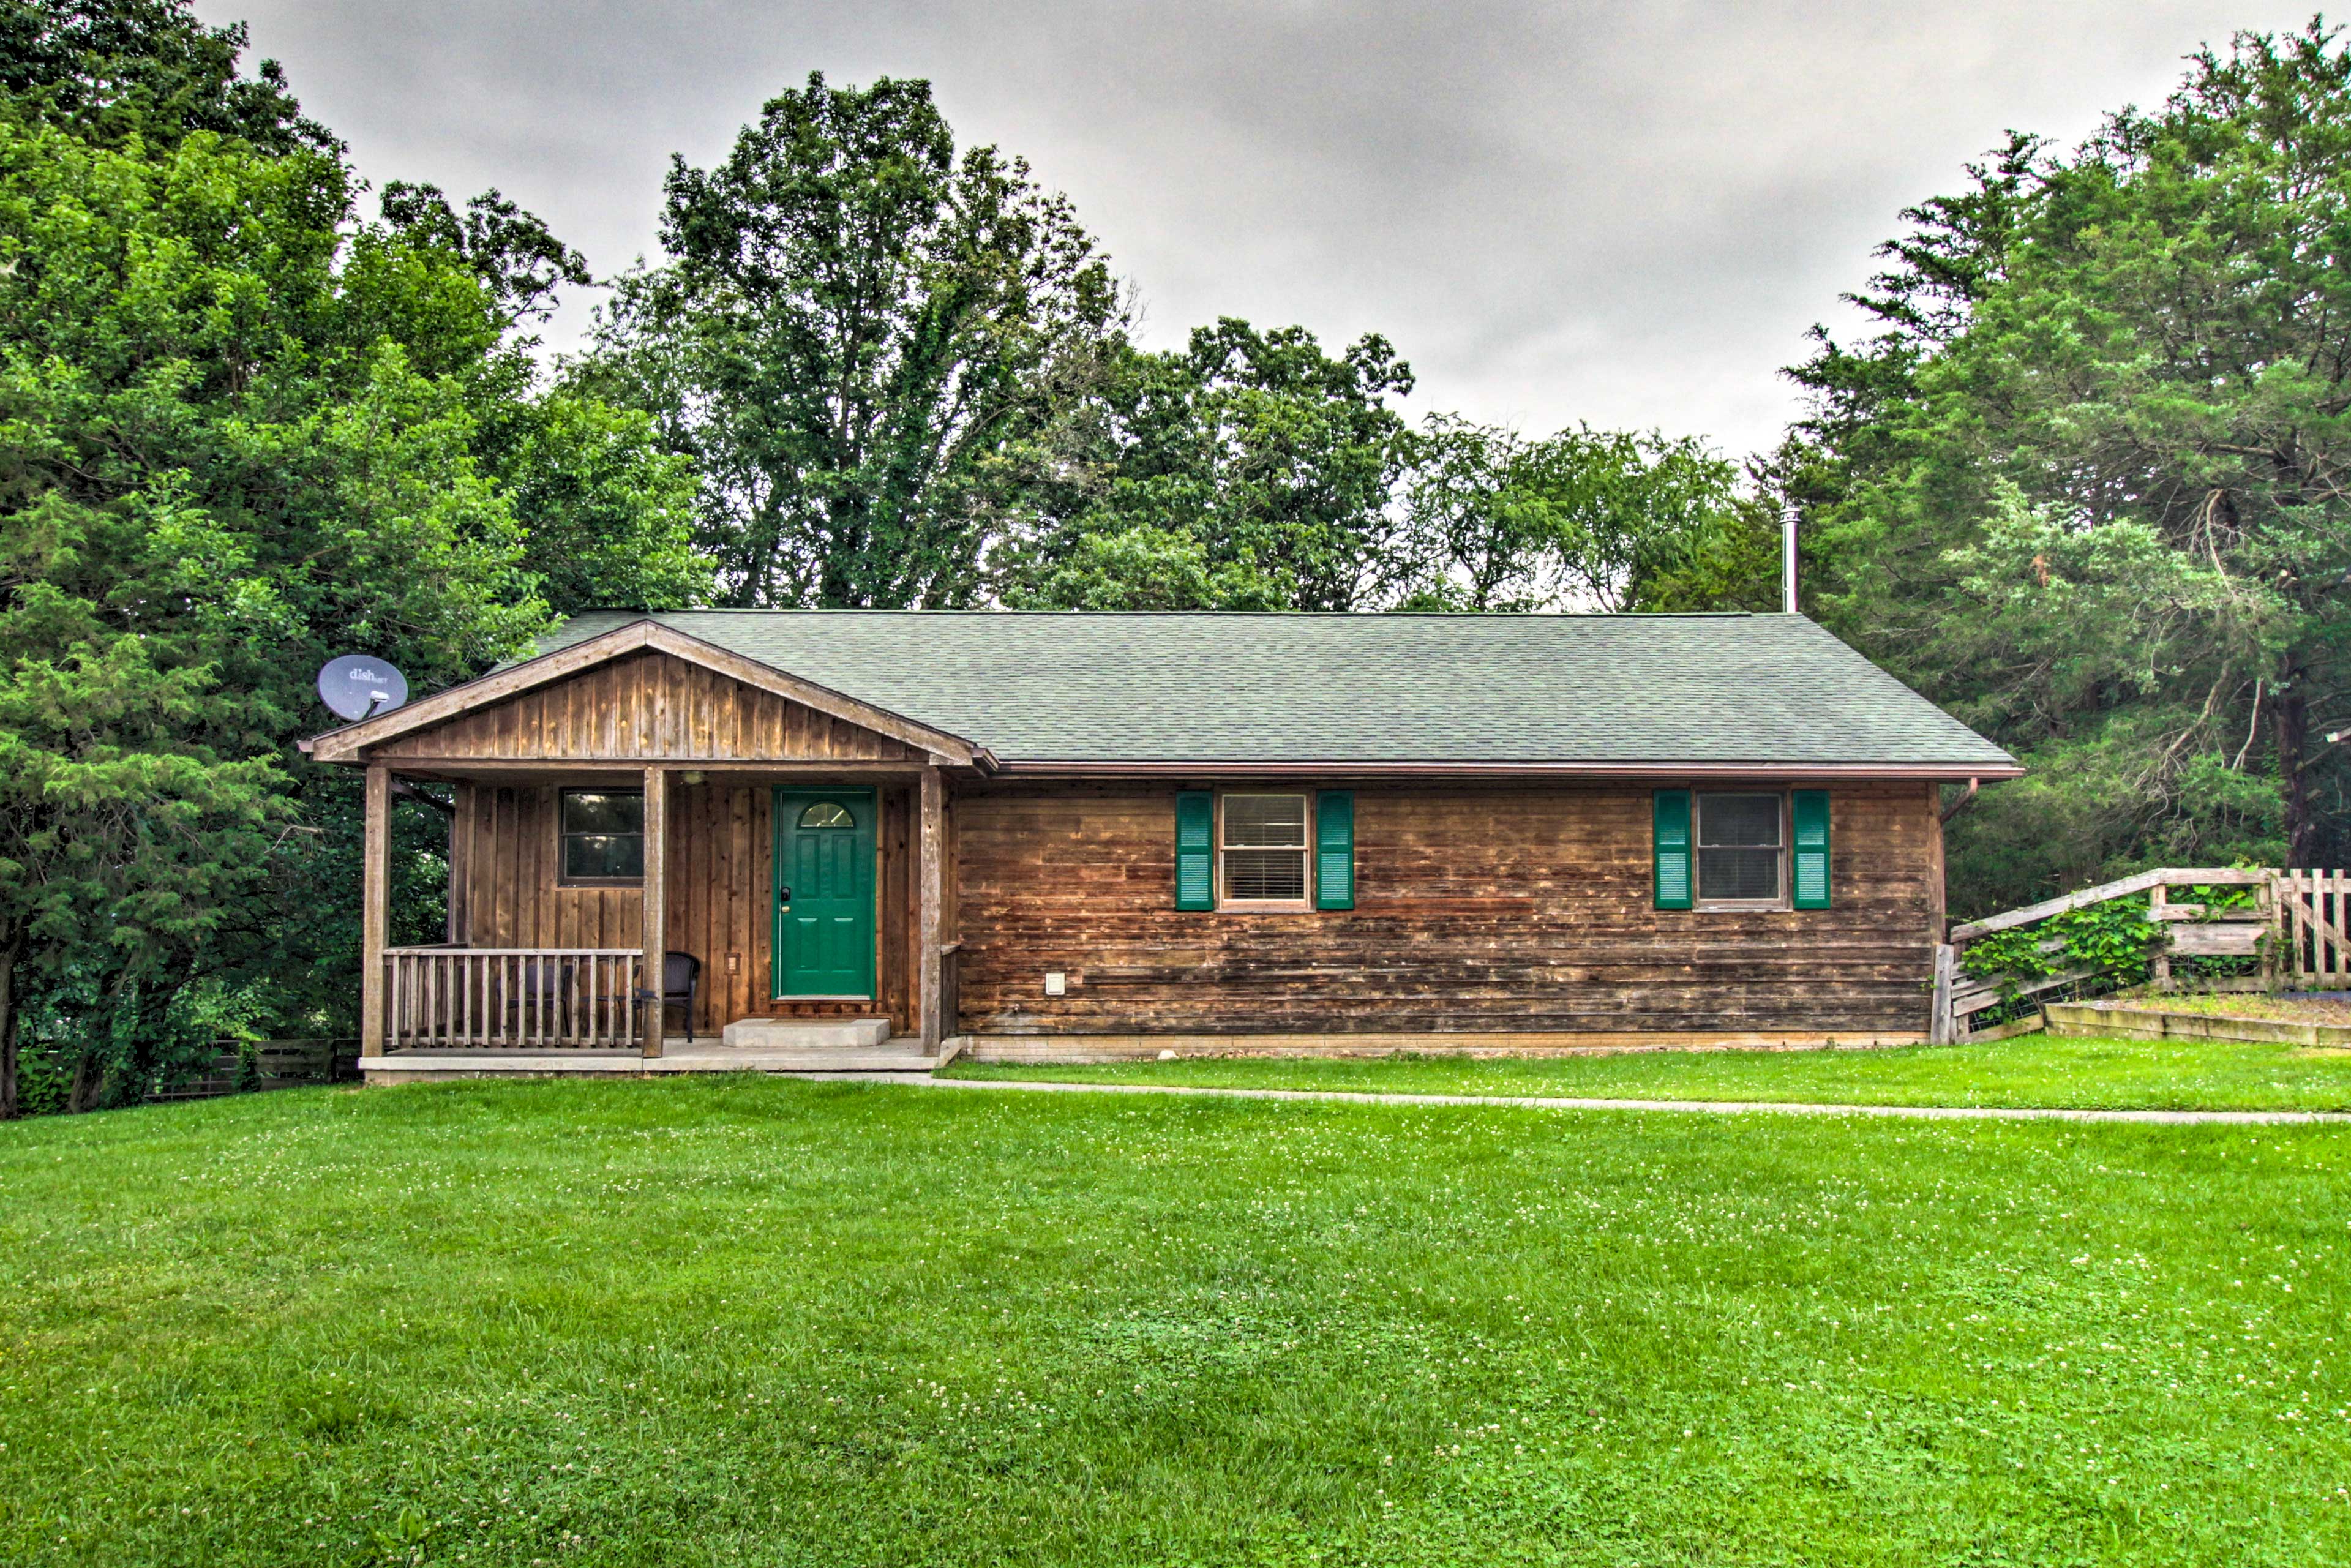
[449,780,915,1036]
[951,780,1941,1037]
[378,649,918,762]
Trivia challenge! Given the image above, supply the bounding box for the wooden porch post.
[642,765,668,1059]
[361,763,391,1058]
[919,763,945,1051]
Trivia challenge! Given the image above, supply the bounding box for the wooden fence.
[1931,867,2295,1045]
[2274,870,2351,987]
[383,946,643,1048]
[146,1038,360,1102]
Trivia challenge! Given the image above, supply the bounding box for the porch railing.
[384,947,643,1049]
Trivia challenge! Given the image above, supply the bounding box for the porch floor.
[363,1038,939,1080]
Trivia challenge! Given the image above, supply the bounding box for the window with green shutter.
[1314,791,1355,910]
[1653,789,1693,909]
[1219,793,1310,904]
[1791,789,1831,909]
[1696,792,1785,902]
[1175,791,1215,910]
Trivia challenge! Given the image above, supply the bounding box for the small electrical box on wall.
[726,953,741,975]
[1043,972,1067,997]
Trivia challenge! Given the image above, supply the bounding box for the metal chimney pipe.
[1782,511,1798,614]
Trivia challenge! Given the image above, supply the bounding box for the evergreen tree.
[1776,24,2351,913]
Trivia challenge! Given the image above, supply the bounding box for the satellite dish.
[317,655,409,722]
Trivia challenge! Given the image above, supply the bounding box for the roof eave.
[983,759,2024,780]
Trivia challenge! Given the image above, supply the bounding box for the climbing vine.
[1959,896,2165,987]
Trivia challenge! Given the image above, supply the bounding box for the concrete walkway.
[902,1075,2351,1125]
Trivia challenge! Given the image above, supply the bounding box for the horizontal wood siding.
[449,779,913,1036]
[380,650,916,762]
[951,781,1938,1037]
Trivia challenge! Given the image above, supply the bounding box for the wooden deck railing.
[1932,866,2347,1045]
[384,947,642,1049]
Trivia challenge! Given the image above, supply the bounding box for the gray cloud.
[203,0,2316,455]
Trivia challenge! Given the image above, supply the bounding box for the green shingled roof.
[537,609,2016,770]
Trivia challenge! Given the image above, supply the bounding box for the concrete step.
[719,1016,891,1050]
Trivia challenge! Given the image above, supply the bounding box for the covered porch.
[312,621,977,1076]
[359,760,956,1068]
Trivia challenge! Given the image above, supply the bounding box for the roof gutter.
[984,759,2024,781]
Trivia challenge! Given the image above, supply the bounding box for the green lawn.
[943,1031,2351,1111]
[2,1078,2348,1566]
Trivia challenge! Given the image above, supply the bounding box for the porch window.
[1695,791,1784,905]
[559,789,644,883]
[1220,793,1310,905]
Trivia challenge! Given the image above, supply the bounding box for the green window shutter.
[1791,789,1831,909]
[1653,789,1693,910]
[1175,791,1215,910]
[1314,791,1355,910]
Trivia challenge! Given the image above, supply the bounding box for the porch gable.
[306,618,983,768]
[373,648,926,766]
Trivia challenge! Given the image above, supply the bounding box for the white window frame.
[1691,789,1791,912]
[1216,790,1314,910]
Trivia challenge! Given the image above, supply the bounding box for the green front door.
[772,789,877,999]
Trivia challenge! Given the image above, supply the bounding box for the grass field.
[943,1031,2351,1111]
[2,1076,2348,1566]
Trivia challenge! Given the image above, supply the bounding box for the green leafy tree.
[380,179,591,323]
[0,112,545,1108]
[1001,525,1284,611]
[996,320,1416,610]
[0,0,330,154]
[1777,23,2351,910]
[475,391,710,616]
[0,1,698,1112]
[369,182,708,616]
[577,72,1121,608]
[1396,418,1771,612]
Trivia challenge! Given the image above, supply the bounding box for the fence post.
[2264,870,2282,992]
[1929,942,1957,1046]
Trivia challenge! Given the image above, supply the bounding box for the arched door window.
[797,800,856,830]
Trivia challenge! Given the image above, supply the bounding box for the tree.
[0,0,331,154]
[476,391,709,616]
[0,1,697,1112]
[1395,418,1770,612]
[577,73,1121,609]
[1000,525,1284,611]
[380,179,591,323]
[995,320,1417,610]
[1777,23,2351,911]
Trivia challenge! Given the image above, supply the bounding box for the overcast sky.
[203,1,2313,457]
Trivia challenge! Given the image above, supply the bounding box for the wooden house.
[303,611,2019,1078]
